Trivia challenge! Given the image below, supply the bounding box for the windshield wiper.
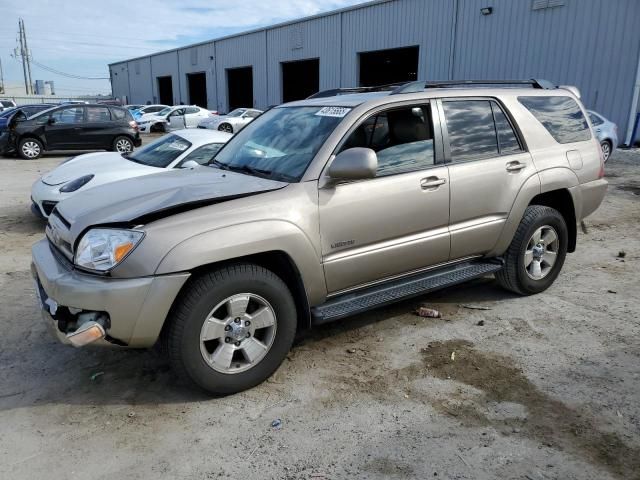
[209,159,229,170]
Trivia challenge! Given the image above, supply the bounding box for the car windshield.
[125,134,192,168]
[212,106,347,182]
[156,107,173,116]
[227,109,247,117]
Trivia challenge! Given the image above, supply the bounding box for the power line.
[30,59,110,80]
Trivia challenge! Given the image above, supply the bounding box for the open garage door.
[359,46,419,87]
[227,67,253,112]
[282,58,320,102]
[157,76,173,105]
[187,72,207,108]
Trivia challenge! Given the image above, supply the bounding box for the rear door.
[439,98,535,260]
[83,106,114,148]
[44,106,86,149]
[319,101,450,293]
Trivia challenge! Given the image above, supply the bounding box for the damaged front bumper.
[31,239,190,348]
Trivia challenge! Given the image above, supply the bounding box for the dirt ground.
[0,145,638,480]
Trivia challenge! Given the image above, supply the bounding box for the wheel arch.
[527,189,577,252]
[18,133,47,150]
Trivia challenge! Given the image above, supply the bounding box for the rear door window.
[51,107,85,124]
[442,100,498,161]
[518,96,591,144]
[86,106,111,122]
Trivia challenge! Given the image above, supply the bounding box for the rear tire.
[496,205,568,295]
[18,137,44,160]
[112,136,134,153]
[164,263,297,395]
[600,140,612,163]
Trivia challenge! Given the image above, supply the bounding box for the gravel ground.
[0,145,638,480]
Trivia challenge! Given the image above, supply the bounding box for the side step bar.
[311,260,503,325]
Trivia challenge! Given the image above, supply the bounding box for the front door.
[319,102,450,293]
[168,109,186,130]
[439,98,536,259]
[44,106,86,149]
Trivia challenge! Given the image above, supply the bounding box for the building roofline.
[108,0,394,67]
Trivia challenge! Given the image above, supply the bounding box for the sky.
[0,0,365,96]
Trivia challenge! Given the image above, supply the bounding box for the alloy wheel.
[115,139,133,153]
[199,293,277,374]
[601,141,611,161]
[524,225,559,280]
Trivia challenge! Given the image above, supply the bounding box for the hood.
[41,152,158,185]
[56,167,287,239]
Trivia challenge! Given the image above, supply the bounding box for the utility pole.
[0,57,5,94]
[21,19,34,94]
[16,19,30,94]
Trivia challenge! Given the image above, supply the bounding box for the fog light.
[66,321,106,347]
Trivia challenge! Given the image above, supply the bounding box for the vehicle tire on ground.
[150,123,164,133]
[112,136,134,153]
[600,140,612,163]
[495,205,568,295]
[218,123,233,134]
[164,263,297,395]
[18,137,44,160]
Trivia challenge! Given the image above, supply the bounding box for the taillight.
[209,111,218,116]
[129,120,139,131]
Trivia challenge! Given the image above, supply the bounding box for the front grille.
[42,201,58,217]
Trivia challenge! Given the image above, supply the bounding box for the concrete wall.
[109,0,640,139]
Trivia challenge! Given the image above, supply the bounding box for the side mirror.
[47,117,56,125]
[327,148,377,180]
[181,160,200,169]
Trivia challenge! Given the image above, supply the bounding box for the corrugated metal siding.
[340,0,454,85]
[127,58,152,104]
[266,14,341,106]
[214,31,267,111]
[177,43,217,109]
[110,0,640,137]
[452,0,640,136]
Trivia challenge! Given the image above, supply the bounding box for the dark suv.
[1,104,141,159]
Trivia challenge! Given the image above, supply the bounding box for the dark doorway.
[282,58,320,103]
[157,76,173,105]
[187,72,207,108]
[359,46,419,87]
[227,66,253,111]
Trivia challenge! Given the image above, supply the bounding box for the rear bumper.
[576,178,608,220]
[31,239,190,348]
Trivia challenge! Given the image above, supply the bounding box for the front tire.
[218,123,233,133]
[113,136,134,153]
[164,264,297,395]
[496,205,568,295]
[18,138,44,159]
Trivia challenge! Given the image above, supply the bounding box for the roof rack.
[307,82,409,99]
[391,79,556,95]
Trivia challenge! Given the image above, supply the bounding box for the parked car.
[0,104,141,159]
[0,104,56,130]
[125,104,145,112]
[32,80,607,395]
[587,110,618,162]
[197,108,263,133]
[137,105,213,133]
[131,104,169,119]
[0,99,17,112]
[31,129,231,218]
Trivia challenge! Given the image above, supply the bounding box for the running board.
[311,260,503,325]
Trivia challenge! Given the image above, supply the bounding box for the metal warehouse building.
[109,0,640,144]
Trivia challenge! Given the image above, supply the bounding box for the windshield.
[126,134,192,167]
[213,106,347,182]
[227,109,247,117]
[156,107,173,116]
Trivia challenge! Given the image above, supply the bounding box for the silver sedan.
[588,110,618,162]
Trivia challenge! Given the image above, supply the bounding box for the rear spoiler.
[558,85,581,99]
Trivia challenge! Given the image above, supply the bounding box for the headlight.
[59,174,94,193]
[75,228,144,272]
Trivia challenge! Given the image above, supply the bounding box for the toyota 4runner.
[32,79,608,394]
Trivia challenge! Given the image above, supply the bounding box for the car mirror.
[181,160,200,169]
[47,117,56,125]
[327,148,377,180]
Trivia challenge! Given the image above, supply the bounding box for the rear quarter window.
[518,96,591,144]
[110,107,132,121]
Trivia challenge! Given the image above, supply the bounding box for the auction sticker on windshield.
[315,107,351,118]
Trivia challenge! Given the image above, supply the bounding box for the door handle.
[506,161,526,172]
[421,177,446,190]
